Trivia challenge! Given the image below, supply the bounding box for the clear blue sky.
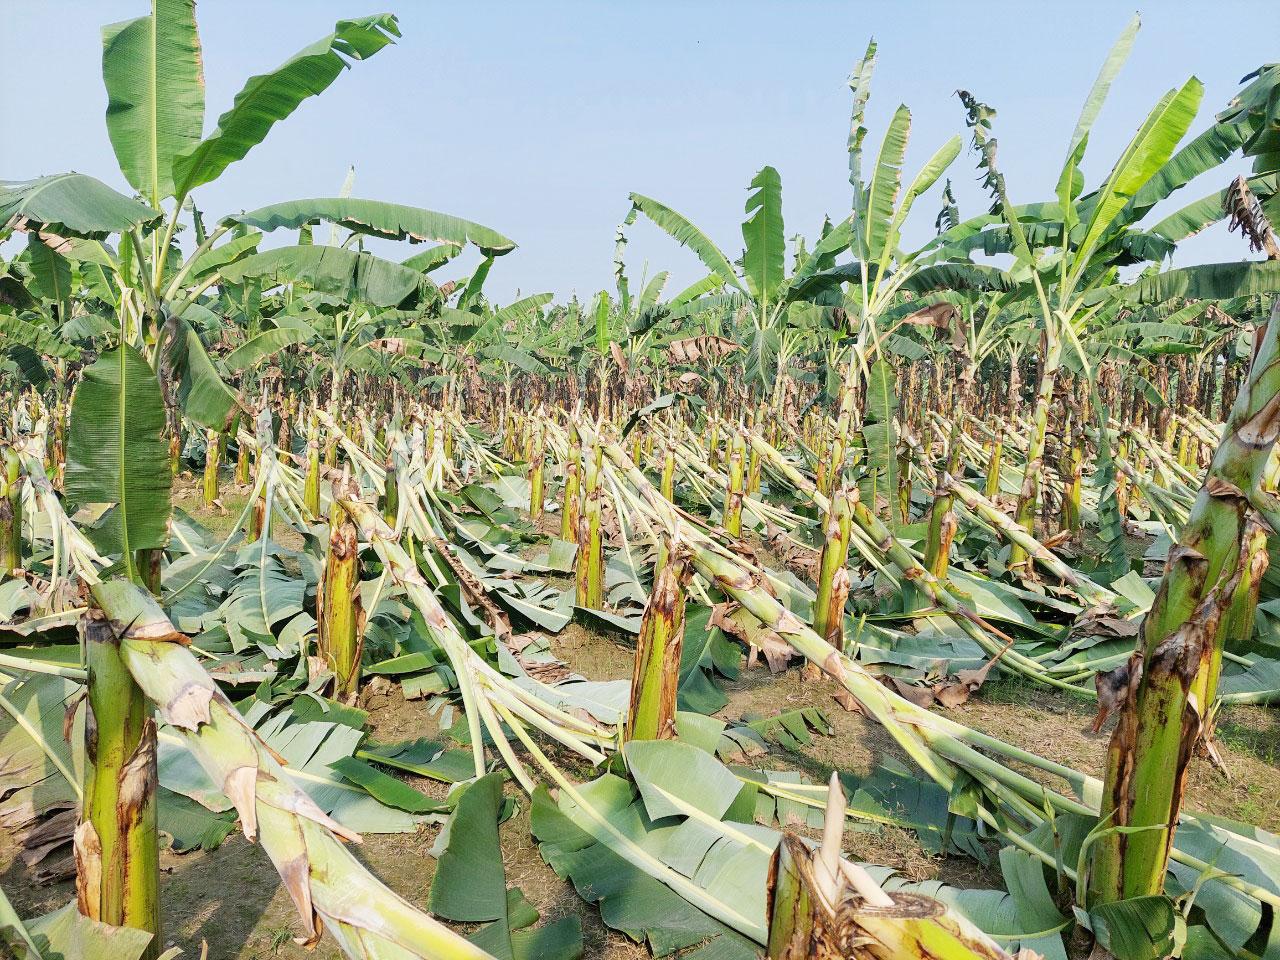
[2,1,1275,304]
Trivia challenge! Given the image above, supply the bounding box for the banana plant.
[1085,68,1280,915]
[623,156,881,415]
[2,2,481,950]
[224,302,401,410]
[943,15,1278,561]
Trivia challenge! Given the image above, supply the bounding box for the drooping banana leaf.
[0,314,80,360]
[231,198,515,257]
[170,14,401,196]
[220,245,420,307]
[627,193,742,292]
[21,233,72,309]
[160,315,241,431]
[222,322,317,372]
[186,231,261,280]
[402,242,464,273]
[1125,261,1280,303]
[0,173,160,239]
[64,343,172,558]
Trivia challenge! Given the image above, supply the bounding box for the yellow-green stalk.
[1010,336,1062,570]
[623,547,690,743]
[89,580,493,960]
[1061,433,1083,533]
[529,421,545,523]
[319,484,365,702]
[50,401,65,487]
[660,442,676,502]
[0,446,20,579]
[202,428,220,508]
[1090,305,1280,907]
[576,442,604,608]
[561,428,581,542]
[812,487,853,652]
[1115,436,1131,517]
[924,422,965,582]
[983,438,1003,499]
[896,443,912,525]
[235,435,251,487]
[381,449,399,528]
[747,431,762,496]
[76,609,159,959]
[304,421,321,520]
[245,487,267,544]
[823,377,857,499]
[723,432,745,537]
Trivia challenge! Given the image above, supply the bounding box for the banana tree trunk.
[983,439,1003,499]
[623,549,689,742]
[89,580,491,960]
[381,451,399,528]
[660,443,676,502]
[76,610,159,959]
[822,377,858,499]
[561,450,580,542]
[304,431,321,520]
[1090,302,1280,906]
[747,434,762,496]
[528,423,544,523]
[766,833,1011,960]
[0,447,21,579]
[723,433,745,537]
[202,429,220,508]
[896,444,913,525]
[50,404,66,488]
[1011,334,1061,569]
[812,488,853,651]
[576,443,604,608]
[235,438,250,487]
[246,483,267,544]
[318,497,365,702]
[1061,435,1083,533]
[924,422,964,581]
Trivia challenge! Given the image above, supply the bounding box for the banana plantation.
[4,4,1280,960]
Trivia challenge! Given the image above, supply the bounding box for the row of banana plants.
[6,333,1280,959]
[4,2,1280,959]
